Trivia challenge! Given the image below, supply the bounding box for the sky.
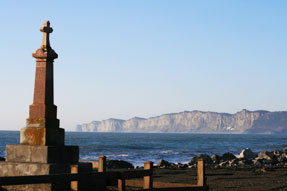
[0,1,286,131]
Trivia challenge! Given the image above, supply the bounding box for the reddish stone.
[21,20,63,146]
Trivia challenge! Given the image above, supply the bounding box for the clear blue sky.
[0,1,286,131]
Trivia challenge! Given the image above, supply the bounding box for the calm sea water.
[0,131,287,166]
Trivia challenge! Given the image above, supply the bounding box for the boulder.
[188,156,197,165]
[277,153,287,163]
[222,152,237,161]
[197,154,213,164]
[229,158,239,167]
[238,148,256,160]
[219,161,228,167]
[253,158,263,168]
[273,150,282,157]
[258,151,274,160]
[211,154,222,164]
[106,160,134,169]
[189,154,212,165]
[157,159,171,167]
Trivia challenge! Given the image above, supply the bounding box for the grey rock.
[277,153,287,163]
[211,154,222,164]
[229,159,239,167]
[273,150,282,157]
[219,161,228,167]
[188,154,212,165]
[258,151,275,160]
[157,159,171,167]
[222,152,237,161]
[253,159,263,168]
[106,160,134,169]
[197,154,213,164]
[188,156,198,165]
[239,148,256,160]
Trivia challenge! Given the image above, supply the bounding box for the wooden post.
[143,161,153,190]
[197,158,206,186]
[70,164,78,191]
[98,156,106,173]
[118,179,126,191]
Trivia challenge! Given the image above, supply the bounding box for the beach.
[152,167,287,191]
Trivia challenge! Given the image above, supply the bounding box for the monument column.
[20,21,64,146]
[0,21,92,191]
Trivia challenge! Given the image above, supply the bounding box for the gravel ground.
[152,167,287,191]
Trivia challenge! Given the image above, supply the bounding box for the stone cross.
[40,20,53,49]
[21,20,63,146]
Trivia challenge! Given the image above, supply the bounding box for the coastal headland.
[77,109,287,134]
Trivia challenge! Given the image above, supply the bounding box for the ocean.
[0,131,286,166]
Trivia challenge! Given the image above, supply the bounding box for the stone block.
[0,162,93,191]
[20,126,64,146]
[6,145,79,164]
[0,162,72,191]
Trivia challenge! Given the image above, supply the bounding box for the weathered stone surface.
[211,154,222,164]
[229,159,239,167]
[157,159,171,167]
[273,150,282,156]
[258,151,274,160]
[20,126,64,146]
[239,148,256,160]
[278,153,287,162]
[20,20,62,147]
[189,154,212,165]
[0,162,92,191]
[238,159,252,166]
[253,158,263,168]
[222,152,237,161]
[6,145,78,164]
[106,160,134,169]
[0,162,69,191]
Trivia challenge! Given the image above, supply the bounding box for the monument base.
[6,145,79,164]
[0,144,91,191]
[0,162,93,191]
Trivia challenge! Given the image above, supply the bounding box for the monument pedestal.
[5,145,79,164]
[0,161,93,191]
[0,145,93,191]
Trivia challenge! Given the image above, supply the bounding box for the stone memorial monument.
[0,21,91,191]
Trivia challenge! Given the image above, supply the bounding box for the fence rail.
[0,156,208,191]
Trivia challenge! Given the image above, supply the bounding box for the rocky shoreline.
[156,148,287,169]
[105,148,287,170]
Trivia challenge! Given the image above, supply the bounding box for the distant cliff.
[76,110,287,134]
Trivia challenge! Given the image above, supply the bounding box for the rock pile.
[155,148,287,169]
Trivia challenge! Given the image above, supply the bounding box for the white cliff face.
[76,110,287,134]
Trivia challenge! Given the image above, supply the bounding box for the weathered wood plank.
[197,159,205,186]
[143,161,153,189]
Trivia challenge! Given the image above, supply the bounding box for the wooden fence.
[0,156,209,191]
